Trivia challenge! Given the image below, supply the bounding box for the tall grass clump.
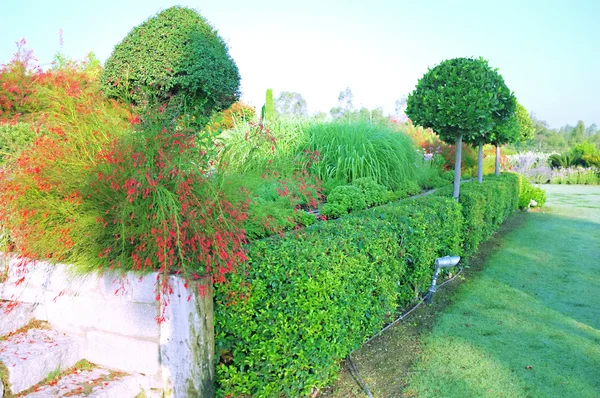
[304,121,418,190]
[215,118,322,240]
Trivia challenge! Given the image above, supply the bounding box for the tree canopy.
[101,6,240,123]
[406,57,516,145]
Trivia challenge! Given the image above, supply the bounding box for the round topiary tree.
[101,6,241,126]
[490,101,533,175]
[406,57,515,199]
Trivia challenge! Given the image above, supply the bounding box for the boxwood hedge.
[214,173,519,397]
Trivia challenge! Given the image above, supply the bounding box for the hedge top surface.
[101,6,240,117]
[406,57,516,145]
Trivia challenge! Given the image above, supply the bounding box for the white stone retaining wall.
[0,254,212,398]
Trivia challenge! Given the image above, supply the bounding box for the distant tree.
[394,96,408,122]
[490,115,520,175]
[515,103,535,141]
[275,91,307,117]
[330,87,354,119]
[585,123,597,137]
[407,57,515,199]
[492,102,534,175]
[569,120,585,145]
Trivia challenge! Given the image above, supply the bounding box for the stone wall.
[0,254,214,398]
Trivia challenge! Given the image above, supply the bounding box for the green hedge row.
[214,173,520,397]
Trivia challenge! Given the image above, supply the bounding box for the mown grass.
[405,184,600,397]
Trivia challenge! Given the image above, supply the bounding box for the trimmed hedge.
[214,173,519,397]
[435,173,520,255]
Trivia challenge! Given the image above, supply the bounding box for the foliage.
[0,46,249,318]
[205,102,256,133]
[351,177,388,207]
[261,88,276,121]
[216,120,322,239]
[84,115,248,303]
[549,167,599,185]
[330,87,354,119]
[325,185,366,214]
[435,174,519,255]
[549,152,582,168]
[0,123,38,164]
[305,121,418,190]
[390,180,423,200]
[406,57,516,146]
[514,102,534,142]
[401,122,478,173]
[510,116,600,153]
[215,174,519,397]
[320,202,348,219]
[101,6,240,125]
[518,175,547,209]
[407,57,516,196]
[0,55,133,263]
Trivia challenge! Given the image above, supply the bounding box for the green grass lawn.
[405,184,600,397]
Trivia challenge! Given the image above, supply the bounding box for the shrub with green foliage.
[518,175,547,209]
[351,177,387,207]
[215,174,519,397]
[392,180,423,200]
[101,6,240,124]
[436,173,519,255]
[323,185,366,216]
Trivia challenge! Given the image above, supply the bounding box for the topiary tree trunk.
[495,145,501,176]
[478,142,484,183]
[453,135,463,201]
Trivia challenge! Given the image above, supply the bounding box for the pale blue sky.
[1,0,598,128]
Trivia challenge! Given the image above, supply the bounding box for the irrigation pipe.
[346,266,464,397]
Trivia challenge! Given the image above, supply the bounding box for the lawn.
[404,184,600,397]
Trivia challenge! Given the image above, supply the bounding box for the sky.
[1,0,599,129]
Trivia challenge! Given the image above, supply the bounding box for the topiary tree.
[406,57,515,199]
[101,6,240,126]
[490,101,532,175]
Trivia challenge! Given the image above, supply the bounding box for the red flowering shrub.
[86,114,248,318]
[0,44,249,318]
[0,43,132,263]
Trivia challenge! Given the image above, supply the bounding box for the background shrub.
[351,177,388,207]
[518,175,547,209]
[326,185,366,213]
[101,6,240,125]
[215,174,519,397]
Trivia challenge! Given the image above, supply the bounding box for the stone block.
[0,328,82,394]
[0,301,34,336]
[47,295,159,339]
[99,272,158,304]
[85,331,160,375]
